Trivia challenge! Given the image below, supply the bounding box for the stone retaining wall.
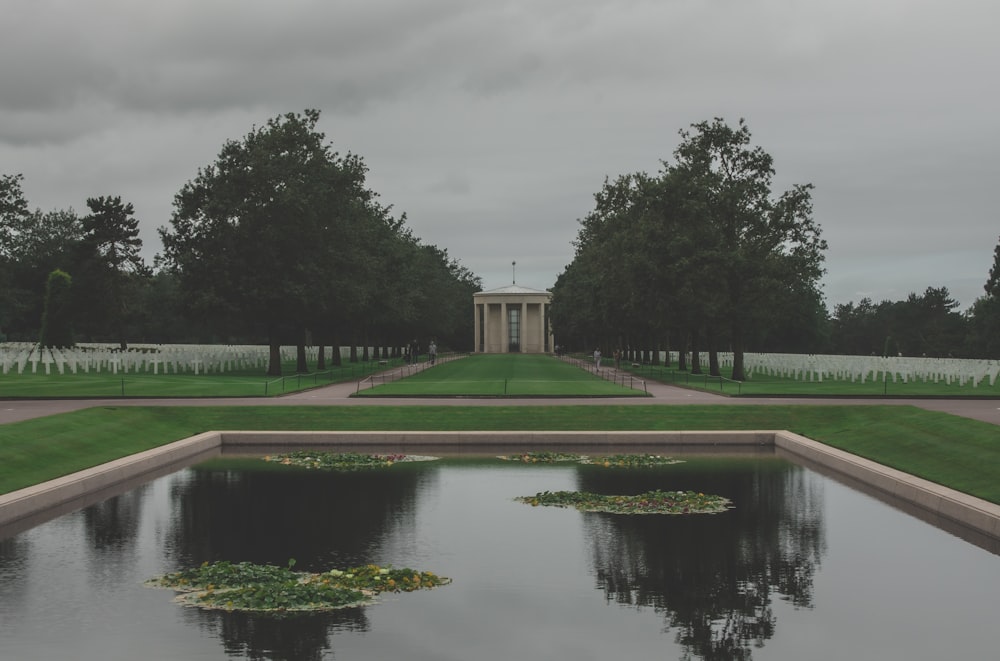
[2,431,997,548]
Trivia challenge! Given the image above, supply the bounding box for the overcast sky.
[3,0,997,312]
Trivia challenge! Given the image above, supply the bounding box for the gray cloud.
[2,0,998,311]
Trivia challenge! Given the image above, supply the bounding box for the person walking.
[594,347,602,370]
[429,340,437,365]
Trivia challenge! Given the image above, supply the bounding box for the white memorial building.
[473,285,554,354]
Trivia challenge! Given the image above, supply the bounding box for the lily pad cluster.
[146,560,449,614]
[516,489,732,515]
[497,451,685,468]
[496,451,582,463]
[263,451,438,471]
[581,453,686,468]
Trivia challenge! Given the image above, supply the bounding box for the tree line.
[550,118,1000,370]
[0,110,481,375]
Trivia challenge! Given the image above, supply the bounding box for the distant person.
[429,340,437,365]
[594,347,602,369]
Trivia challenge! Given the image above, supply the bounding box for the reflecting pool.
[1,450,997,660]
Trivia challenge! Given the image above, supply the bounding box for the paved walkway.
[2,367,999,426]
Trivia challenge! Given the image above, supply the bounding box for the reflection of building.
[473,285,554,353]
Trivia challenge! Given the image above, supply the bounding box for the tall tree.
[79,196,149,348]
[0,173,30,251]
[670,118,826,380]
[160,109,377,375]
[966,235,1000,358]
[0,173,30,338]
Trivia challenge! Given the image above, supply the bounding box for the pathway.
[2,365,999,426]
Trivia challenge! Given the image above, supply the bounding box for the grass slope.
[1,404,998,504]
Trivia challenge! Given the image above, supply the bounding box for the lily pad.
[581,454,685,468]
[515,489,732,515]
[497,451,584,463]
[262,451,439,471]
[147,561,450,615]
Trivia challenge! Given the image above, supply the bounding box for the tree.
[966,235,1000,358]
[1,208,84,340]
[160,110,379,376]
[39,269,74,348]
[985,235,1000,299]
[79,196,149,348]
[669,118,827,380]
[0,173,30,252]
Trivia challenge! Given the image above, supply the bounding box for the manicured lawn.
[1,404,998,504]
[0,358,399,398]
[357,354,646,397]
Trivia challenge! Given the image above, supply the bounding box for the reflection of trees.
[181,606,369,661]
[167,463,438,570]
[578,459,825,661]
[165,461,438,660]
[82,485,148,551]
[82,485,149,590]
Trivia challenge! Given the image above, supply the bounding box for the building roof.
[477,284,551,296]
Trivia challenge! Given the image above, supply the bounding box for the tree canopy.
[159,110,480,374]
[551,118,827,378]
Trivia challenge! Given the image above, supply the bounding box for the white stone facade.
[473,285,554,354]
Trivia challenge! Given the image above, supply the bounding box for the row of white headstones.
[0,343,370,376]
[3,343,998,387]
[707,351,1000,387]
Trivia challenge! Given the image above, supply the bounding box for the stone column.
[517,301,528,353]
[474,303,481,352]
[501,302,508,353]
[483,303,490,353]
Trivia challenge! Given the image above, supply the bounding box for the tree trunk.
[267,338,282,377]
[690,329,702,375]
[316,344,326,371]
[677,333,688,371]
[731,322,746,381]
[330,337,342,366]
[707,330,721,377]
[350,344,358,363]
[296,336,308,373]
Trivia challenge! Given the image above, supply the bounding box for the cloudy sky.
[3,0,997,312]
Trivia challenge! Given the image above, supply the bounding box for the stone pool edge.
[2,430,998,543]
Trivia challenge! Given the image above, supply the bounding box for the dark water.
[1,452,997,661]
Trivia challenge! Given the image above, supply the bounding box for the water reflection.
[577,459,825,660]
[184,607,369,661]
[162,460,440,659]
[82,485,148,552]
[165,461,440,571]
[4,453,997,661]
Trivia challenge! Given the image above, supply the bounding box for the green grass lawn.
[1,404,998,505]
[628,363,1000,397]
[356,354,646,397]
[0,358,400,398]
